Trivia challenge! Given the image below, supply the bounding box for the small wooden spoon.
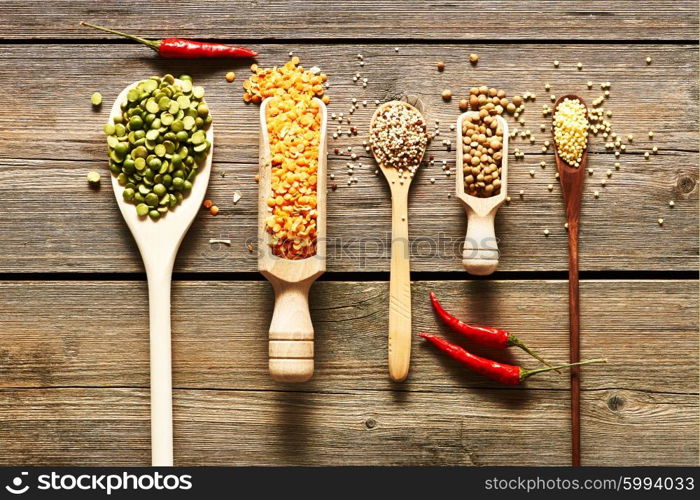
[455,112,509,275]
[258,97,327,383]
[370,100,428,382]
[552,94,588,466]
[109,80,213,466]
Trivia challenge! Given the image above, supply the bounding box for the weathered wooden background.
[0,0,698,466]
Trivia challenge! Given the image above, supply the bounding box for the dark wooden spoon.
[552,94,588,466]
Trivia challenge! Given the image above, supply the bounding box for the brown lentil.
[461,113,504,198]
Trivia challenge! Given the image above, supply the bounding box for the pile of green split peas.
[103,74,212,220]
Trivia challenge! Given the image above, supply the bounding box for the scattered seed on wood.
[658,218,664,225]
[442,89,452,101]
[437,61,445,71]
[86,171,101,186]
[544,229,550,236]
[225,72,236,82]
[594,191,600,198]
[469,53,479,64]
[646,56,652,64]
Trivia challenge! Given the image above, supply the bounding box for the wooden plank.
[0,387,694,466]
[0,280,696,465]
[0,44,697,272]
[0,387,569,466]
[0,1,697,40]
[581,390,699,466]
[0,280,696,395]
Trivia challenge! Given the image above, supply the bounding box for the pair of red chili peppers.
[422,292,605,384]
[81,22,258,59]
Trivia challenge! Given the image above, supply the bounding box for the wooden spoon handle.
[269,282,314,382]
[145,261,175,466]
[463,207,499,276]
[388,192,412,382]
[567,221,581,466]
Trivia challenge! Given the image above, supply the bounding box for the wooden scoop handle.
[463,207,499,276]
[268,281,314,382]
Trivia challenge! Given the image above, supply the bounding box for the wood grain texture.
[0,385,695,466]
[0,387,570,466]
[0,280,696,395]
[0,1,697,40]
[0,44,697,273]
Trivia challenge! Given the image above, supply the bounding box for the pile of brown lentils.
[462,113,504,197]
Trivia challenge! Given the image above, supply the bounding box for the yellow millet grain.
[552,98,589,168]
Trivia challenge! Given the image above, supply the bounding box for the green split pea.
[103,74,212,220]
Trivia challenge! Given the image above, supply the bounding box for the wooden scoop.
[552,94,588,466]
[258,97,327,383]
[370,100,428,382]
[455,112,509,275]
[109,79,213,465]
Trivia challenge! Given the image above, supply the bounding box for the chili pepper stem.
[508,334,559,371]
[80,21,160,51]
[520,358,607,381]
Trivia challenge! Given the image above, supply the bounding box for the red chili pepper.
[419,333,605,385]
[429,291,554,367]
[81,22,258,59]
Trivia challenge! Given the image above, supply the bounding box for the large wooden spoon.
[108,79,213,465]
[552,94,588,466]
[370,100,428,382]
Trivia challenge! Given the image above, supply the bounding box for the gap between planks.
[0,385,696,397]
